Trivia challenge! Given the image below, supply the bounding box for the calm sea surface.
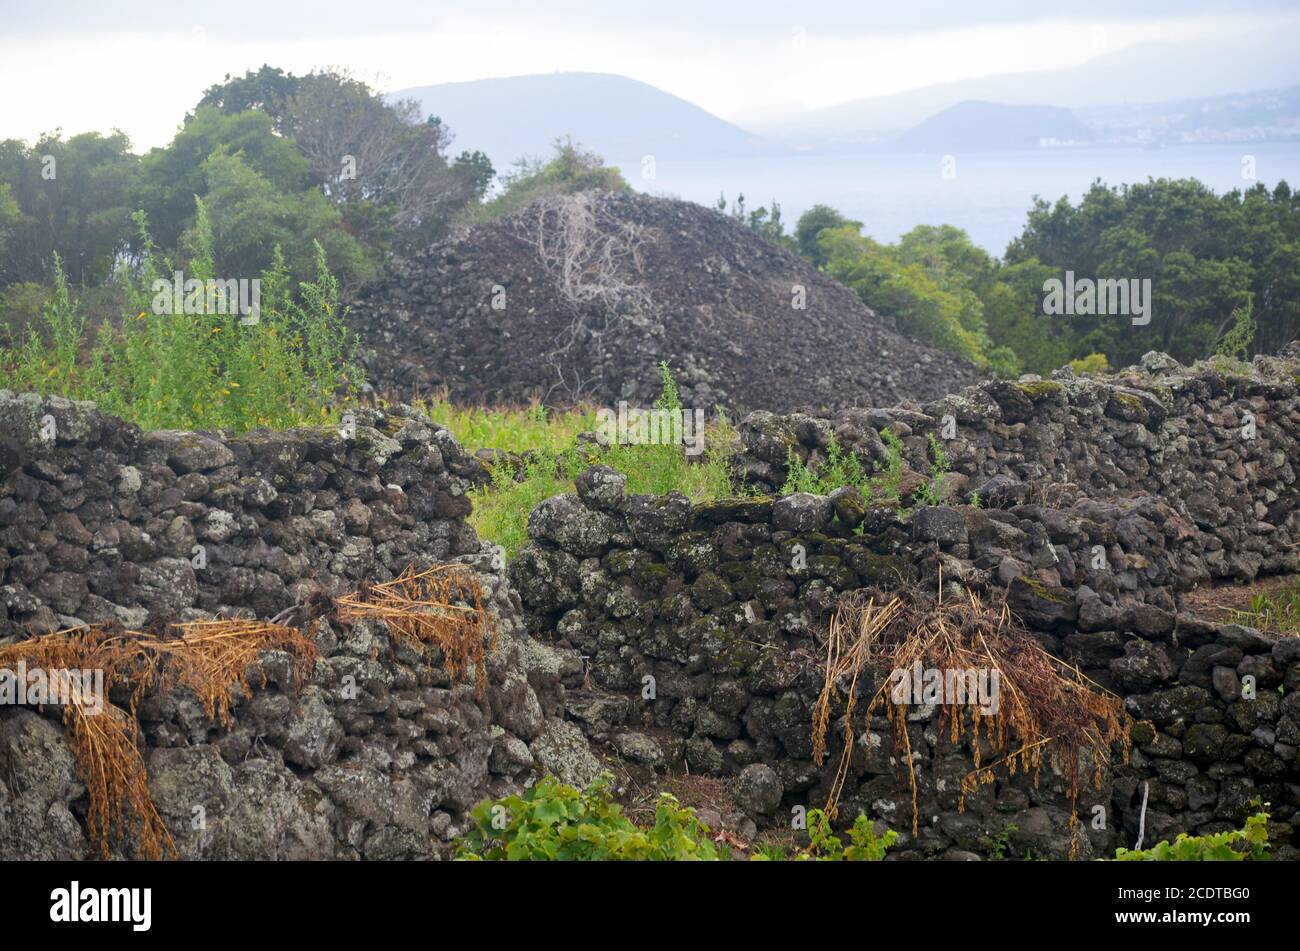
[614,143,1300,255]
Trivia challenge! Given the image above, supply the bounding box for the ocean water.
[614,143,1300,255]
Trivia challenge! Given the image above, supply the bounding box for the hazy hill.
[739,21,1300,141]
[890,101,1093,151]
[392,72,764,170]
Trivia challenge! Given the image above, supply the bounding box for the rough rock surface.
[733,353,1300,587]
[0,392,582,859]
[4,347,1298,861]
[511,353,1300,859]
[350,191,984,412]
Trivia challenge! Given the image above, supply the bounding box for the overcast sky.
[3,0,1298,150]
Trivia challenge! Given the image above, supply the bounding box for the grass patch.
[416,395,598,456]
[1226,579,1300,635]
[452,363,737,560]
[472,453,582,561]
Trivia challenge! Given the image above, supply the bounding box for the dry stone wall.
[3,347,1298,861]
[510,353,1300,860]
[0,392,594,860]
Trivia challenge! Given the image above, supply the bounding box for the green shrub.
[456,774,897,862]
[874,430,906,507]
[781,435,867,497]
[463,139,629,225]
[988,824,1017,860]
[456,774,719,861]
[1215,295,1258,363]
[774,809,897,862]
[913,433,951,507]
[0,281,52,350]
[1068,352,1110,375]
[8,252,86,397]
[0,204,362,433]
[599,361,734,499]
[781,428,907,512]
[1113,813,1270,861]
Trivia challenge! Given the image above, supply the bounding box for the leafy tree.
[277,71,483,252]
[820,225,996,368]
[197,68,489,254]
[796,203,862,266]
[0,182,19,259]
[1006,177,1298,366]
[788,181,1297,374]
[184,150,373,287]
[972,256,1067,375]
[0,281,49,348]
[134,107,310,253]
[452,149,496,201]
[0,132,139,286]
[195,65,301,124]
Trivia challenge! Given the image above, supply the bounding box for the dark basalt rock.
[350,191,985,413]
[0,392,579,861]
[507,351,1300,860]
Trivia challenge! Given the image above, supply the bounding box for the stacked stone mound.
[0,392,597,859]
[510,352,1300,860]
[350,190,984,412]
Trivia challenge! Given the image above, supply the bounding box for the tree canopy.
[796,178,1299,374]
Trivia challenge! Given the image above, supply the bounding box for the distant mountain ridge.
[395,67,1300,170]
[392,72,765,170]
[736,20,1300,140]
[892,101,1094,152]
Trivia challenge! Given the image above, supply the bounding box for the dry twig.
[812,582,1131,857]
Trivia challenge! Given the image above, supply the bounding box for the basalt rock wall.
[510,354,1300,859]
[0,393,593,860]
[733,352,1300,588]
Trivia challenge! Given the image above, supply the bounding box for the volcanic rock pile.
[350,191,985,412]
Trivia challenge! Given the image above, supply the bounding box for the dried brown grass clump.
[113,619,319,728]
[812,581,1131,855]
[64,699,171,863]
[336,563,496,698]
[0,560,493,860]
[0,619,317,860]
